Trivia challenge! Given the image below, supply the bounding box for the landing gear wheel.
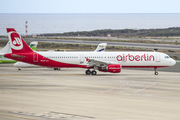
[154,72,158,75]
[154,67,158,75]
[18,67,21,70]
[85,70,91,75]
[92,70,97,75]
[54,68,60,70]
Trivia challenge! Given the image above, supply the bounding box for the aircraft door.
[33,53,38,62]
[156,53,160,62]
[80,54,84,64]
[122,54,127,62]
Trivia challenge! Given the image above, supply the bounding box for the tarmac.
[0,65,180,120]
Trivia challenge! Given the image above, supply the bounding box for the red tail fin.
[7,28,33,53]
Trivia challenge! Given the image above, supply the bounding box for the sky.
[0,0,180,13]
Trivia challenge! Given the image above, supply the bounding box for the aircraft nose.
[171,59,176,66]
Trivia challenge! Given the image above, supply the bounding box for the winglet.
[85,57,90,62]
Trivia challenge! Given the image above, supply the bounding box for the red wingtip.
[7,28,16,33]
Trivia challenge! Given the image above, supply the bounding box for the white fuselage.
[36,51,175,68]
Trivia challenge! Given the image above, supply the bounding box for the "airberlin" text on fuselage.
[117,54,155,61]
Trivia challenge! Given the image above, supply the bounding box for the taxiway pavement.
[1,38,180,51]
[0,66,180,120]
[24,38,180,51]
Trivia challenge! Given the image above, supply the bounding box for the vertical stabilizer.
[29,41,38,51]
[7,28,33,53]
[94,43,107,52]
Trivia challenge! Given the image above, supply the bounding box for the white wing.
[86,58,119,67]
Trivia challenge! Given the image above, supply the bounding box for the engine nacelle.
[98,64,121,73]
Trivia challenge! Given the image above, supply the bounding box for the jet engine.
[98,64,121,73]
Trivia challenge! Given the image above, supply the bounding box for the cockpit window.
[165,56,170,59]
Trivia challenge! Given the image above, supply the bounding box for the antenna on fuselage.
[154,48,158,52]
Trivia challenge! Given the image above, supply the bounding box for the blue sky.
[0,0,180,13]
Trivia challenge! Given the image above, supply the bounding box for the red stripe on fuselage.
[4,52,90,68]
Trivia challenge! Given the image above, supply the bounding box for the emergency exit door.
[156,53,160,62]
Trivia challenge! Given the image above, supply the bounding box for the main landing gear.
[54,68,60,70]
[154,67,158,75]
[85,69,97,75]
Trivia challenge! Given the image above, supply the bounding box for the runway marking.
[50,111,95,119]
[0,113,34,120]
[117,87,130,94]
[10,111,95,119]
[134,82,158,93]
[99,83,129,94]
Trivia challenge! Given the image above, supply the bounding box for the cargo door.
[156,53,160,62]
[80,54,84,64]
[122,54,127,62]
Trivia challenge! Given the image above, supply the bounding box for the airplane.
[14,43,107,70]
[0,41,38,64]
[4,28,176,75]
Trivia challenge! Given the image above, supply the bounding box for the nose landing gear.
[154,67,158,75]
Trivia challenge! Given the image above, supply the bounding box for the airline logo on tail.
[7,28,33,53]
[9,32,23,50]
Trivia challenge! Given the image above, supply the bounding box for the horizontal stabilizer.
[0,41,12,55]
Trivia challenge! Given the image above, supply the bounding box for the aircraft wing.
[86,58,119,67]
